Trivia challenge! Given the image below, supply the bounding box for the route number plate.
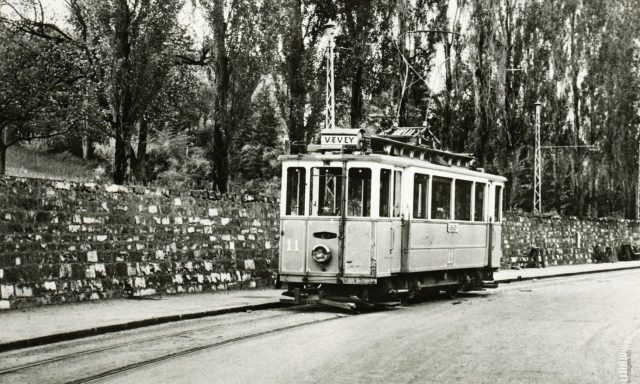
[447,223,459,233]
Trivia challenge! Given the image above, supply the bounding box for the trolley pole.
[534,101,542,216]
[324,21,336,131]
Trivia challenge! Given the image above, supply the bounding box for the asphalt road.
[2,269,640,384]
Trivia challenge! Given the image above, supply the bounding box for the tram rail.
[0,308,347,384]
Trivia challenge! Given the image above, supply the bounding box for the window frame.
[379,168,392,218]
[284,167,307,216]
[346,167,372,218]
[454,179,473,222]
[310,166,344,217]
[494,184,503,222]
[412,172,430,219]
[430,176,453,221]
[473,182,487,222]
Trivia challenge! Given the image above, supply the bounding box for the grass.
[6,145,101,182]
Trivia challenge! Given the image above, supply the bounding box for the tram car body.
[278,127,506,308]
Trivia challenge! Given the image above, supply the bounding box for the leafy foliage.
[3,0,640,218]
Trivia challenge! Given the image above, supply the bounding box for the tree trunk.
[443,34,453,148]
[212,124,228,193]
[0,144,6,176]
[81,133,89,160]
[570,12,583,215]
[211,0,230,193]
[113,122,128,185]
[111,0,133,185]
[350,64,363,128]
[131,118,148,183]
[287,0,306,150]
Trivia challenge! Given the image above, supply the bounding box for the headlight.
[312,245,331,264]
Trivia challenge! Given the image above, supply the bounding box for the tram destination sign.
[320,128,365,150]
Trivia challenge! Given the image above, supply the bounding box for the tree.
[72,0,183,184]
[235,83,284,181]
[0,21,80,175]
[202,0,281,192]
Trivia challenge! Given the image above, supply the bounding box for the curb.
[495,263,640,283]
[0,301,284,353]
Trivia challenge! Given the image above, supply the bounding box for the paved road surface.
[2,270,640,384]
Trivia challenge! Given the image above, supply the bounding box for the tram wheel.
[445,286,459,299]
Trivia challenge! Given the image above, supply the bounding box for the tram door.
[306,166,344,277]
[375,169,403,275]
[488,185,503,268]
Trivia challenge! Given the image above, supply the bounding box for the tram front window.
[285,167,306,216]
[314,167,343,216]
[348,168,371,217]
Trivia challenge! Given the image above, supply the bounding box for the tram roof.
[279,152,506,183]
[280,127,506,182]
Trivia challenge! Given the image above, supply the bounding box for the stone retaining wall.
[0,177,279,309]
[502,212,640,267]
[2,175,640,309]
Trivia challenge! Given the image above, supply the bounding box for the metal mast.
[534,101,542,215]
[637,139,640,219]
[324,21,336,131]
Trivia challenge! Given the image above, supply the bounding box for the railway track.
[0,308,348,384]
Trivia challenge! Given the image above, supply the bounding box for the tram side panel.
[305,219,341,276]
[343,220,374,276]
[374,220,402,276]
[280,218,308,275]
[489,224,502,268]
[405,222,488,272]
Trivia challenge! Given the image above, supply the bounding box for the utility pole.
[532,101,598,216]
[637,139,640,220]
[324,21,336,131]
[534,101,542,215]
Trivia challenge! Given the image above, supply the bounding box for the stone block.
[0,300,9,310]
[85,265,96,279]
[133,277,146,288]
[133,288,157,297]
[95,263,106,277]
[127,263,139,276]
[87,250,98,262]
[15,284,33,298]
[244,259,255,270]
[43,281,56,291]
[1,284,14,299]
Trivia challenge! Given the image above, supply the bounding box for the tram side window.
[454,180,472,221]
[380,169,391,217]
[474,183,486,221]
[393,171,402,217]
[285,167,306,216]
[431,176,452,220]
[413,173,429,219]
[494,185,503,222]
[315,167,343,216]
[348,168,371,217]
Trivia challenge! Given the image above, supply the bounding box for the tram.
[277,126,506,309]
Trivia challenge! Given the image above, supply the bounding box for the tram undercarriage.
[280,269,498,310]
